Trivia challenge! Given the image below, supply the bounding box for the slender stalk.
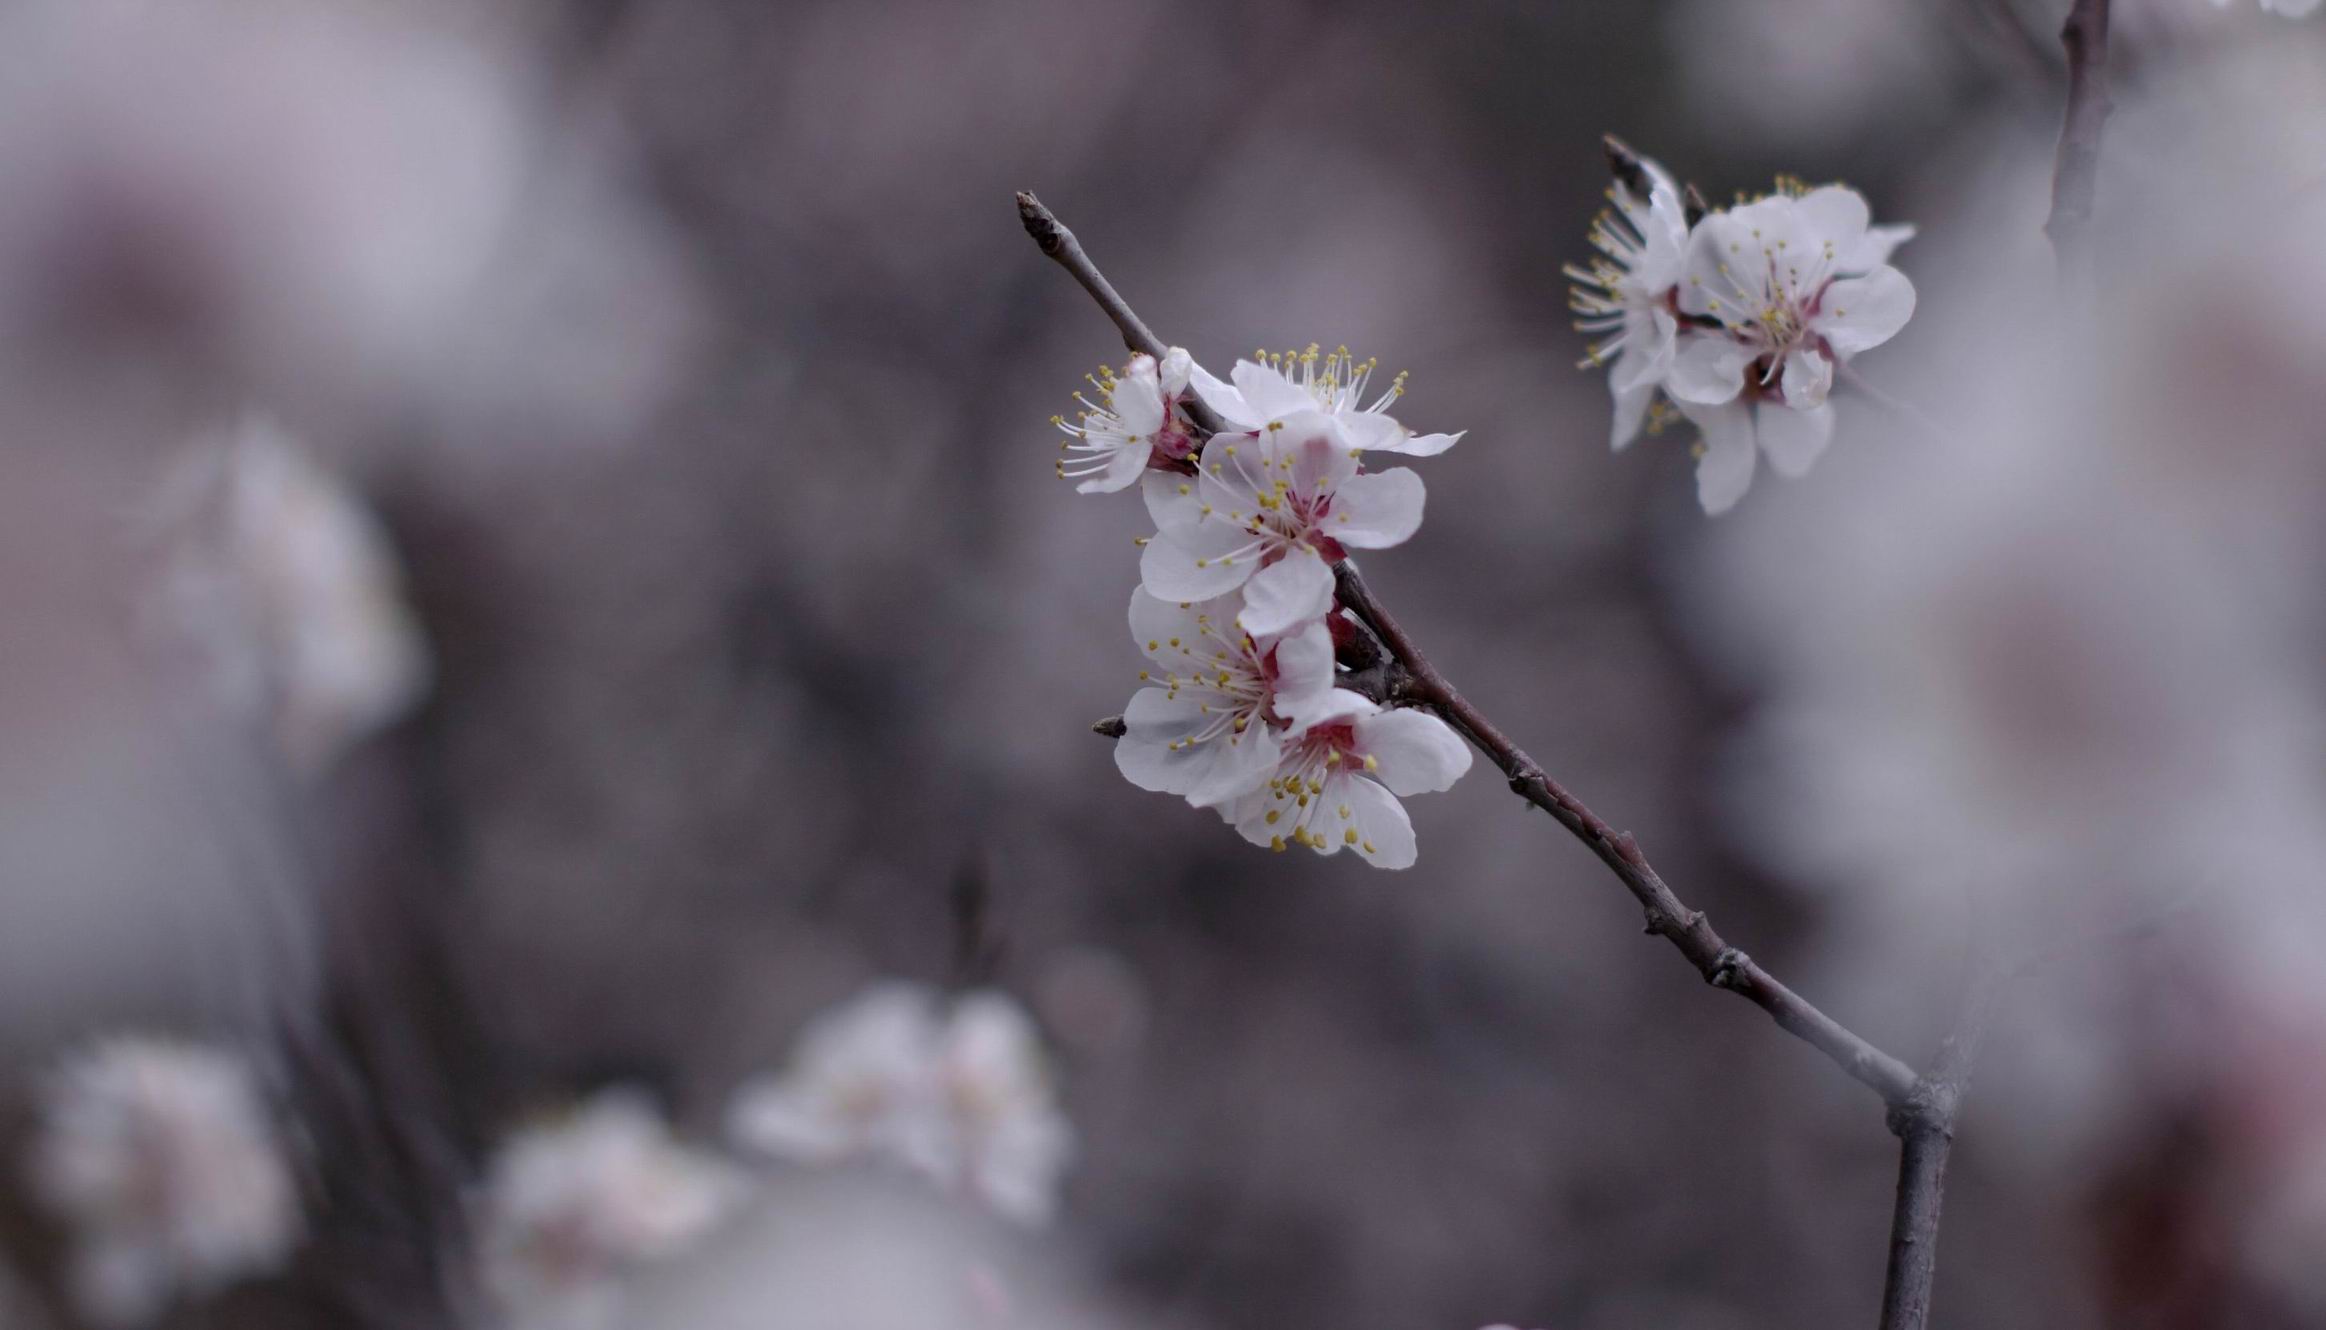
[2046,0,2114,290]
[1876,958,2002,1330]
[1018,190,1919,1109]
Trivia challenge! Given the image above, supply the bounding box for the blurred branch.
[2045,0,2113,289]
[1877,952,2003,1330]
[1018,192,1918,1108]
[1330,562,1920,1105]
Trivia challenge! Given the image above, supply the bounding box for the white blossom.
[153,416,433,770]
[1665,185,1916,513]
[1053,349,1199,493]
[27,1038,302,1327]
[1568,152,1691,450]
[1220,692,1472,870]
[478,1089,748,1330]
[1138,412,1426,636]
[727,983,1074,1226]
[1190,345,1462,457]
[1114,589,1340,809]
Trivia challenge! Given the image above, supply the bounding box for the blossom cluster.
[1570,143,1917,513]
[26,1039,302,1328]
[1054,346,1473,869]
[726,981,1074,1226]
[19,984,1072,1328]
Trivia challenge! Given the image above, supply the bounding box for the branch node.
[1709,947,1752,989]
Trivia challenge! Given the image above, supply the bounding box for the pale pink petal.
[1340,775,1417,869]
[1354,708,1472,796]
[1230,359,1319,422]
[1816,267,1916,358]
[1685,400,1758,515]
[1236,548,1334,638]
[1190,362,1262,431]
[1326,468,1425,550]
[1666,335,1754,405]
[1782,347,1833,411]
[1139,527,1252,602]
[1758,401,1836,479]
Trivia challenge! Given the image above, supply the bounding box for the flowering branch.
[1018,191,1918,1108]
[2045,0,2114,284]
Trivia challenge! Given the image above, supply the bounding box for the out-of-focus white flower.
[1114,590,1340,809]
[1191,346,1462,457]
[1568,151,1691,450]
[920,993,1077,1225]
[1220,694,1472,870]
[1666,186,1916,513]
[728,983,1074,1226]
[27,1037,302,1327]
[1139,412,1426,635]
[153,416,432,771]
[2214,0,2322,15]
[1053,349,1199,493]
[721,982,942,1168]
[478,1089,748,1330]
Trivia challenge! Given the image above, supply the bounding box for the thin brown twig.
[2046,0,2114,288]
[1019,190,1920,1109]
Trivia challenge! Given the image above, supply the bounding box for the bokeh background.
[2,1,2324,1328]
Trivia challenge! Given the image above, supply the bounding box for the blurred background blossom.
[0,2,2320,1330]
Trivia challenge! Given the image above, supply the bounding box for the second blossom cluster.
[1055,347,1473,869]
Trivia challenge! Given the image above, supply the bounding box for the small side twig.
[2045,0,2114,288]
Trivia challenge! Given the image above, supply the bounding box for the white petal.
[1782,348,1833,411]
[1791,185,1872,251]
[1112,359,1166,436]
[1340,776,1417,869]
[1281,685,1377,736]
[1277,415,1358,498]
[1354,708,1471,796]
[1076,441,1150,494]
[1158,347,1194,396]
[1190,362,1261,430]
[1609,309,1676,395]
[1684,400,1758,515]
[1839,223,1916,272]
[1237,549,1334,638]
[1666,335,1754,406]
[1182,723,1283,809]
[1678,202,1789,323]
[1378,428,1463,457]
[1610,377,1655,452]
[1267,617,1338,717]
[1141,470,1209,539]
[1139,528,1252,602]
[1816,267,1916,359]
[1127,587,1203,660]
[1113,690,1209,795]
[1326,468,1425,549]
[1230,359,1319,422]
[1758,401,1835,479]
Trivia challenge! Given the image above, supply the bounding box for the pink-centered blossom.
[1138,411,1426,636]
[1191,346,1462,457]
[1053,349,1198,493]
[1667,185,1916,512]
[1220,693,1472,870]
[1114,589,1339,809]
